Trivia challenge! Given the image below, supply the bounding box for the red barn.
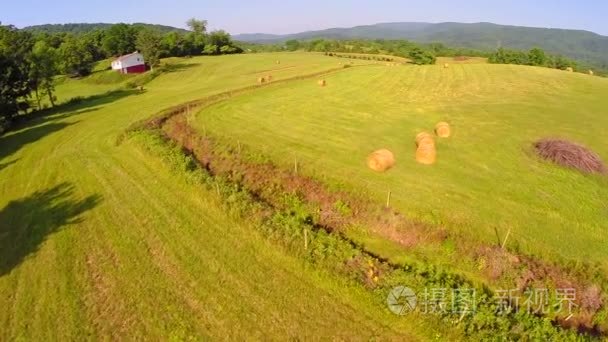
[111,52,146,74]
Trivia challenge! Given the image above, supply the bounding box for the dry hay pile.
[435,122,451,138]
[276,60,280,64]
[318,79,326,87]
[534,138,606,174]
[566,67,574,72]
[415,132,436,165]
[367,149,395,172]
[266,75,273,82]
[415,132,435,149]
[443,63,449,68]
[257,77,266,84]
[589,70,594,76]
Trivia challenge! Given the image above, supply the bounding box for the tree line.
[239,38,491,65]
[488,47,577,71]
[240,38,586,70]
[0,19,241,133]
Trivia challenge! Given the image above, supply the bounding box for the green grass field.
[192,62,608,266]
[0,53,449,340]
[1,51,607,339]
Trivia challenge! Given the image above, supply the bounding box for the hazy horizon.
[4,0,608,36]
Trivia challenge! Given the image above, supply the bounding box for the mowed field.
[0,53,444,340]
[192,62,608,265]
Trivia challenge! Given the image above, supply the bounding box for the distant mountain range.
[234,22,608,69]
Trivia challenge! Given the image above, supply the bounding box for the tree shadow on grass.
[0,121,78,163]
[0,159,19,172]
[0,183,102,277]
[1,89,140,166]
[15,89,139,128]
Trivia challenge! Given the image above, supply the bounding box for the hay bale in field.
[566,67,574,72]
[276,60,280,64]
[533,138,606,174]
[435,122,451,138]
[416,144,436,165]
[318,79,326,87]
[257,77,266,84]
[415,132,435,148]
[589,70,594,76]
[444,63,449,68]
[367,149,395,172]
[266,75,273,81]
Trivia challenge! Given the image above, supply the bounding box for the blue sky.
[3,0,607,35]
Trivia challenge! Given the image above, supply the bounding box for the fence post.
[294,157,298,175]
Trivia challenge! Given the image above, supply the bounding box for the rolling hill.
[22,23,188,34]
[1,52,606,339]
[235,22,608,69]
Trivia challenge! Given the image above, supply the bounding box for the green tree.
[203,44,218,55]
[220,45,236,54]
[0,25,34,125]
[408,47,436,65]
[186,18,207,54]
[162,31,184,57]
[528,48,547,66]
[29,40,59,108]
[59,35,94,76]
[136,28,162,70]
[186,18,207,35]
[208,30,234,53]
[550,55,576,70]
[285,39,300,51]
[102,23,137,56]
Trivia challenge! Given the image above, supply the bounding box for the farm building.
[111,51,146,74]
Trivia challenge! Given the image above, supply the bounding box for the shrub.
[409,47,436,65]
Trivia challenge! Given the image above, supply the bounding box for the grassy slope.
[0,53,438,339]
[192,63,608,266]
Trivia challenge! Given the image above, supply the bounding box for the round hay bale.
[276,60,280,64]
[533,138,606,174]
[257,77,266,84]
[367,149,395,172]
[415,132,435,148]
[416,145,436,165]
[435,122,451,138]
[266,75,273,81]
[318,79,326,87]
[444,63,449,68]
[589,70,594,76]
[566,67,574,72]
